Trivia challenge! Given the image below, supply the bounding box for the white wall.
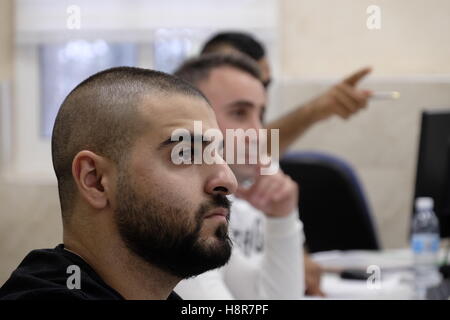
[0,0,59,287]
[280,0,450,77]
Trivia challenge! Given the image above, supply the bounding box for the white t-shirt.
[174,196,305,299]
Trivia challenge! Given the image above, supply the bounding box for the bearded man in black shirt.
[0,67,237,300]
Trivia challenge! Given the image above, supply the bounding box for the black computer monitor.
[413,109,450,238]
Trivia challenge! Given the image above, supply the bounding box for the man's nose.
[204,163,238,196]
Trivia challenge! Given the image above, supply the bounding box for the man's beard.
[114,173,233,279]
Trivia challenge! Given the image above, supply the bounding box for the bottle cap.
[415,197,434,211]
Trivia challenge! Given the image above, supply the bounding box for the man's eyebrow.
[229,100,266,114]
[227,100,255,108]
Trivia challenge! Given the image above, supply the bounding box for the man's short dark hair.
[174,53,262,88]
[52,66,206,218]
[201,32,266,61]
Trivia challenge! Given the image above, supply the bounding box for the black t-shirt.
[0,244,181,300]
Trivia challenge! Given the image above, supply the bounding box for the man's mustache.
[197,194,232,221]
[211,193,231,210]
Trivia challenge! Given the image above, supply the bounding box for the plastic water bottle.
[411,197,441,299]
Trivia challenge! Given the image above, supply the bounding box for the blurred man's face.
[111,94,237,279]
[197,66,267,182]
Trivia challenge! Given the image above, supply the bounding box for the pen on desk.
[370,91,401,100]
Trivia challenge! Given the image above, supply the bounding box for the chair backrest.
[280,151,380,253]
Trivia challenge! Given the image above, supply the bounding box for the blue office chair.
[280,151,381,253]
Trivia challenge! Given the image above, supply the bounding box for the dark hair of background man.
[201,31,266,61]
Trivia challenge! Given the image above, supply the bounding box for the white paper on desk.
[319,273,415,300]
[310,249,414,271]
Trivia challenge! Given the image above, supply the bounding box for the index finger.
[343,67,372,86]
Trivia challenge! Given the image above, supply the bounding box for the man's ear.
[72,150,113,210]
